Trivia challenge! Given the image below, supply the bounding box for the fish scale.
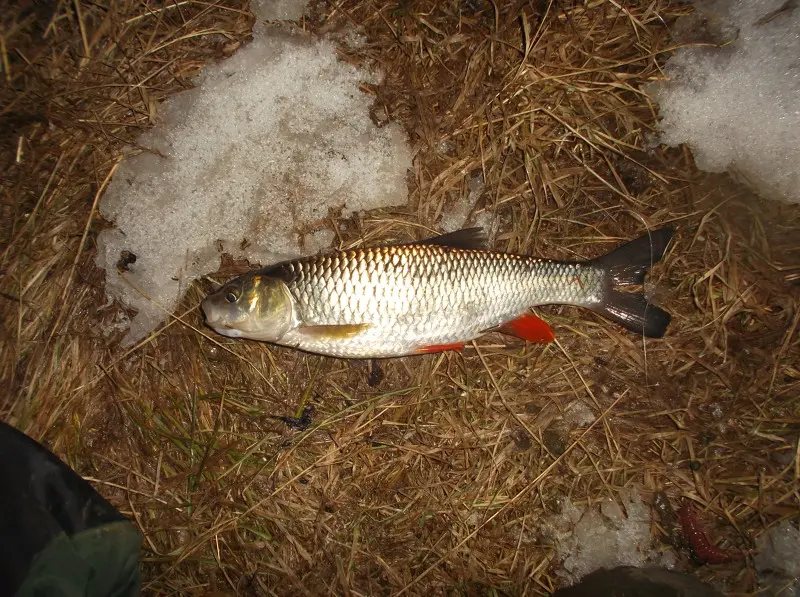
[271,244,604,358]
[201,227,675,358]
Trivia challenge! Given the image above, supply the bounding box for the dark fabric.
[0,421,141,597]
[15,522,141,597]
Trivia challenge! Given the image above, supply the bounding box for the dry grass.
[2,0,799,595]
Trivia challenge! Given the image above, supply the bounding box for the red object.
[498,313,555,343]
[677,504,745,564]
[416,342,466,354]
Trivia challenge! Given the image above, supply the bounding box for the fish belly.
[279,307,509,358]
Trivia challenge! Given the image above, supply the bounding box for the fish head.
[202,274,295,342]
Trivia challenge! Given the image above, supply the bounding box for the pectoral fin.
[297,323,371,340]
[498,313,555,343]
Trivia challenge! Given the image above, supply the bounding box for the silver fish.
[201,227,674,358]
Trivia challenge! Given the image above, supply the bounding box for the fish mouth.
[201,298,244,338]
[200,297,217,324]
[201,298,228,327]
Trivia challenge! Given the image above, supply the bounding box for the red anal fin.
[498,313,555,343]
[416,342,466,354]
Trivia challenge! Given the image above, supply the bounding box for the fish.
[201,227,675,358]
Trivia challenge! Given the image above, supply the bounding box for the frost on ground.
[439,172,493,235]
[647,0,800,204]
[95,27,412,345]
[250,0,308,21]
[755,520,800,597]
[563,400,596,428]
[540,489,675,585]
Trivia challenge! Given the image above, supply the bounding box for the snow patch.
[96,27,412,345]
[648,0,800,203]
[250,0,309,21]
[540,490,675,585]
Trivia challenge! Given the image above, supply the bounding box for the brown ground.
[1,0,798,595]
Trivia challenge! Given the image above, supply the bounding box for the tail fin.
[591,228,674,338]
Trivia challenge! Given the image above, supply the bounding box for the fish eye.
[225,291,238,304]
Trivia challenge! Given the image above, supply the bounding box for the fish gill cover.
[95,23,412,346]
[648,0,800,204]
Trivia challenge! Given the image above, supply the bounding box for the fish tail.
[590,227,675,338]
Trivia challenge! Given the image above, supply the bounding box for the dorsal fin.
[253,260,297,283]
[413,227,488,250]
